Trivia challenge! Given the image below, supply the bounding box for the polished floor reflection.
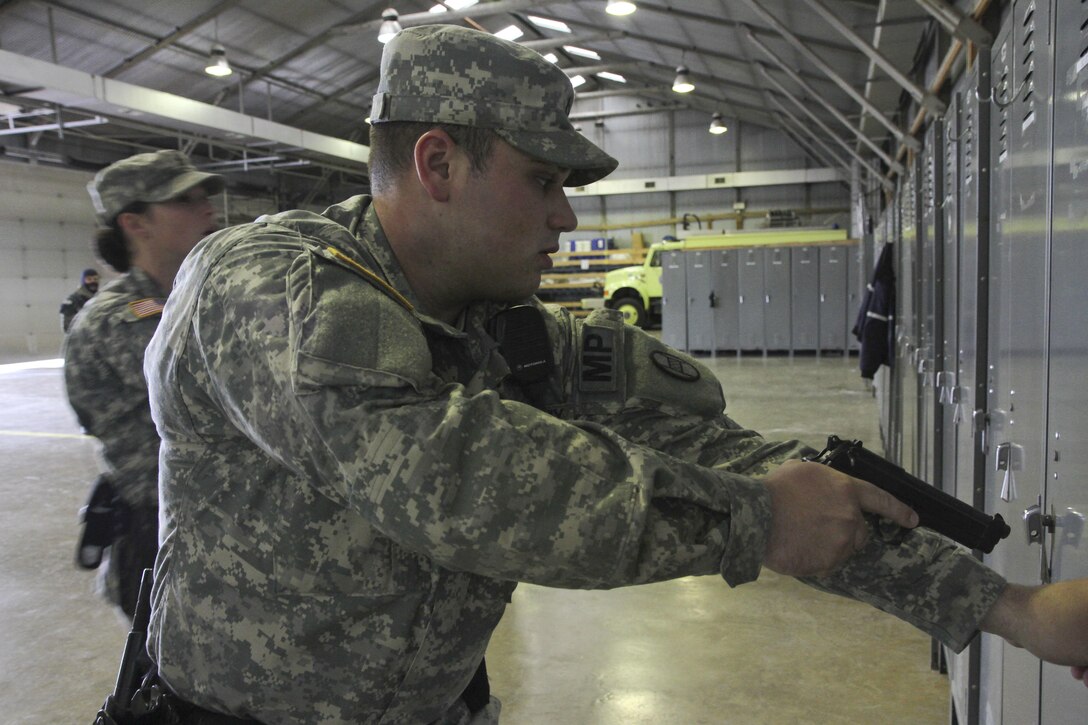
[0,353,947,724]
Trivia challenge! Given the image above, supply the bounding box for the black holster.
[77,475,130,569]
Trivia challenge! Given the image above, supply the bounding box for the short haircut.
[367,122,496,195]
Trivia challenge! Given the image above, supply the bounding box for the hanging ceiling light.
[606,1,637,15]
[204,44,233,77]
[378,8,403,43]
[672,65,694,93]
[708,112,727,135]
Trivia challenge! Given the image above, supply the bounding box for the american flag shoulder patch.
[128,297,166,319]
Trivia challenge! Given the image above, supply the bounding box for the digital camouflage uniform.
[145,195,1006,724]
[60,283,96,333]
[64,267,165,613]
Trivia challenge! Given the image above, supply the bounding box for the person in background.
[64,150,222,619]
[143,25,1088,724]
[59,267,99,333]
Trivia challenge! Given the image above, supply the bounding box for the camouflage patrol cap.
[87,150,225,225]
[370,24,618,187]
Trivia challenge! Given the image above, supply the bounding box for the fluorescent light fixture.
[709,112,728,135]
[606,1,637,15]
[204,44,233,77]
[528,16,572,33]
[444,0,478,8]
[494,24,524,41]
[378,9,402,43]
[564,45,601,60]
[596,71,627,83]
[543,52,559,64]
[672,65,694,93]
[429,4,448,12]
[569,75,587,88]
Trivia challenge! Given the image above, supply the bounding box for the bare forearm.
[981,580,1088,667]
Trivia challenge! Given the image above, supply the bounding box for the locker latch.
[937,372,956,403]
[1022,502,1056,583]
[937,373,965,423]
[995,442,1023,502]
[916,357,934,386]
[973,408,989,453]
[1022,503,1054,544]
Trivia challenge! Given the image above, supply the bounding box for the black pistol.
[95,568,153,725]
[809,435,1011,554]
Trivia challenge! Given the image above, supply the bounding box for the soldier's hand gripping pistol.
[808,435,1011,554]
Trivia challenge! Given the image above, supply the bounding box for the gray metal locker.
[941,80,975,725]
[1039,0,1088,719]
[685,250,714,352]
[660,249,687,351]
[846,246,860,352]
[764,247,791,351]
[790,246,820,351]
[737,247,765,351]
[947,57,992,725]
[982,4,1054,722]
[919,121,943,490]
[895,164,920,474]
[711,249,740,352]
[817,245,847,351]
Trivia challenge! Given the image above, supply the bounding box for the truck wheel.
[609,294,646,327]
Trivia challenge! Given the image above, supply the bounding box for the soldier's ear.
[413,128,458,202]
[116,210,149,238]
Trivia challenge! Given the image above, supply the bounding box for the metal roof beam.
[798,0,946,116]
[737,0,920,152]
[911,0,993,47]
[767,93,891,189]
[634,1,859,56]
[756,62,903,174]
[101,0,243,78]
[335,0,567,34]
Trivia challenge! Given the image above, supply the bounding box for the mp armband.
[573,308,724,417]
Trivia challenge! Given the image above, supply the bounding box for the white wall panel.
[0,160,97,357]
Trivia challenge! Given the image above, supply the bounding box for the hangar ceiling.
[0,0,993,207]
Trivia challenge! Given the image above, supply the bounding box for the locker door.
[1040,0,1088,719]
[818,245,847,351]
[919,122,943,487]
[846,245,860,353]
[790,246,820,351]
[711,249,740,352]
[764,247,791,351]
[738,248,765,351]
[896,163,920,473]
[983,4,1053,723]
[942,83,978,725]
[686,250,714,352]
[660,249,687,351]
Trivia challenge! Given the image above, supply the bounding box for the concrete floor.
[0,352,950,724]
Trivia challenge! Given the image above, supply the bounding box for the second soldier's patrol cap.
[87,150,225,225]
[370,24,619,187]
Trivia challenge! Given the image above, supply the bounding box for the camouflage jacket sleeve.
[63,279,161,507]
[534,305,1005,653]
[180,237,779,590]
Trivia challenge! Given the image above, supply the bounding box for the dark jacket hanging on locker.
[852,242,895,379]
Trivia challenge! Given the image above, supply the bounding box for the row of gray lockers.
[660,243,861,354]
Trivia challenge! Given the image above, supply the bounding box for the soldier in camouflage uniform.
[144,25,1088,724]
[59,267,99,333]
[64,150,223,618]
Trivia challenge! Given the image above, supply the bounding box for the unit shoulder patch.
[650,349,700,382]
